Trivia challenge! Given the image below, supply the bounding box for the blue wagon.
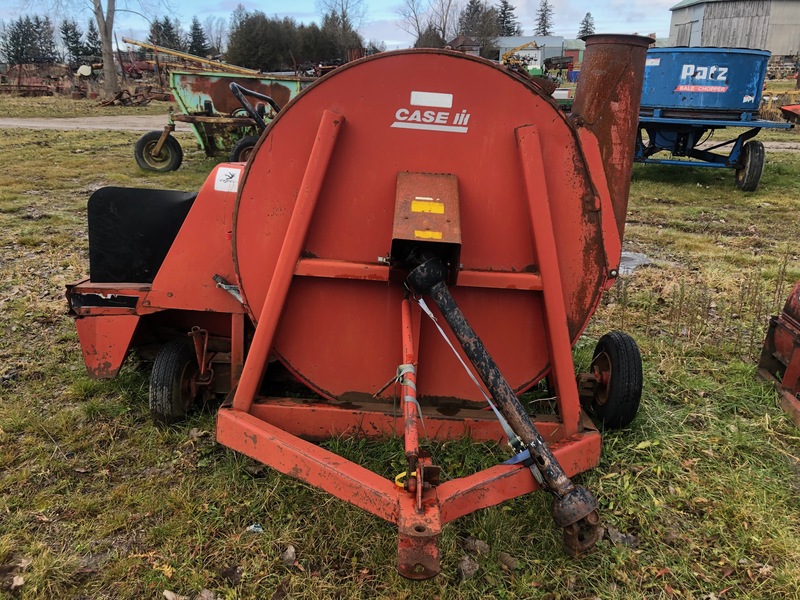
[635,47,792,191]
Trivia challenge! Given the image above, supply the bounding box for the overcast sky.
[2,0,677,50]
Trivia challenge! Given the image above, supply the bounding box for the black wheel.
[134,131,183,172]
[585,332,642,429]
[735,140,765,192]
[149,339,199,425]
[229,135,259,163]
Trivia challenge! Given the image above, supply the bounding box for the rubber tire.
[735,140,765,193]
[229,135,259,163]
[149,340,198,426]
[589,331,643,429]
[134,131,183,172]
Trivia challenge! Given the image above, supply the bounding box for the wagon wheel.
[583,331,643,429]
[149,339,202,426]
[735,140,765,193]
[229,135,260,163]
[134,131,183,172]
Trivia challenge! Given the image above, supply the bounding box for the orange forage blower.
[68,37,652,578]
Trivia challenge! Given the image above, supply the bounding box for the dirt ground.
[761,140,800,151]
[0,116,192,132]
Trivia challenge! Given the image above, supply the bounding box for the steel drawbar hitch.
[405,253,603,555]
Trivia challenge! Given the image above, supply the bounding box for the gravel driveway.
[0,116,796,151]
[0,116,192,132]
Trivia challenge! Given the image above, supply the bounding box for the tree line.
[0,14,198,66]
[226,8,360,72]
[0,16,102,65]
[401,0,594,59]
[0,0,595,97]
[399,0,522,57]
[0,2,379,73]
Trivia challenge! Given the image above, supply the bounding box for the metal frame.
[215,112,603,577]
[69,40,657,578]
[635,117,792,169]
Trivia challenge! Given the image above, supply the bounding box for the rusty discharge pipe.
[571,34,652,240]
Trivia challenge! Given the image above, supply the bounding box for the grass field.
[0,103,799,599]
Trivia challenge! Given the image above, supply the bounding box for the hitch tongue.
[405,254,602,554]
[553,486,603,556]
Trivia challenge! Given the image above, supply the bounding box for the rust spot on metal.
[758,279,800,427]
[398,514,442,580]
[571,34,652,241]
[181,76,299,114]
[86,360,115,379]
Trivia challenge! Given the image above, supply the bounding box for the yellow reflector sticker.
[411,200,445,214]
[414,230,443,240]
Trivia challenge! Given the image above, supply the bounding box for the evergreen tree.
[187,17,210,57]
[0,17,37,64]
[226,10,265,69]
[226,12,341,71]
[298,22,327,64]
[496,0,521,36]
[317,0,367,55]
[320,11,363,60]
[230,4,249,32]
[534,0,554,36]
[84,19,102,56]
[458,0,484,36]
[457,0,499,58]
[150,17,185,51]
[0,15,57,63]
[33,16,58,61]
[577,12,595,38]
[60,19,85,65]
[415,23,445,48]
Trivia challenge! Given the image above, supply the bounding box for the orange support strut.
[232,110,344,412]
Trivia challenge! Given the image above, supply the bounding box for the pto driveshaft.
[406,254,602,554]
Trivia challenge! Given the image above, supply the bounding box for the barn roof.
[670,0,731,10]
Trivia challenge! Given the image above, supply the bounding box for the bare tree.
[431,0,459,41]
[396,0,426,40]
[316,0,367,31]
[396,0,459,45]
[203,15,227,54]
[88,0,118,97]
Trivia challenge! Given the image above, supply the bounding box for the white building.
[496,36,566,62]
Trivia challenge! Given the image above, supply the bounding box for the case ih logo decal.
[391,91,471,133]
[676,64,729,93]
